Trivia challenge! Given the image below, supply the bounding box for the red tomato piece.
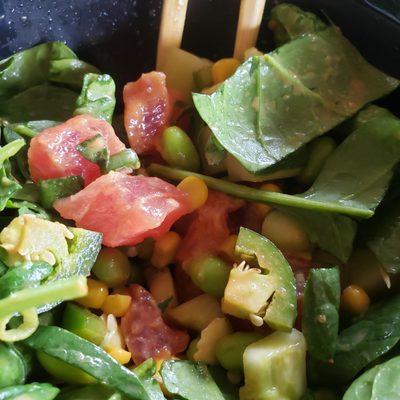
[123,72,171,155]
[54,171,189,247]
[28,115,125,186]
[176,190,244,266]
[121,284,189,364]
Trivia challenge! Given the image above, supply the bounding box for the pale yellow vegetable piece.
[146,267,177,309]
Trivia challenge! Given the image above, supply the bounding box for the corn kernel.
[76,278,108,309]
[146,267,177,308]
[218,234,238,262]
[255,182,282,217]
[212,58,241,84]
[151,231,181,268]
[341,284,370,315]
[177,176,208,212]
[102,294,132,317]
[108,348,131,364]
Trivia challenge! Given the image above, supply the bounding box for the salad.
[0,3,399,399]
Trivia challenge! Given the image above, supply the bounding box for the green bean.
[37,351,96,384]
[188,254,231,297]
[216,332,265,372]
[0,342,27,388]
[92,248,131,288]
[160,126,200,172]
[298,137,336,186]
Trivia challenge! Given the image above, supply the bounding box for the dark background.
[0,0,399,99]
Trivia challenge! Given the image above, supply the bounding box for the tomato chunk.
[123,72,171,155]
[54,171,189,247]
[28,115,125,186]
[176,190,244,266]
[121,284,189,364]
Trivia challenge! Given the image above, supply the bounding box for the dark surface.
[0,0,399,100]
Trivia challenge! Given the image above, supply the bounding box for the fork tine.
[234,0,267,60]
[156,0,189,71]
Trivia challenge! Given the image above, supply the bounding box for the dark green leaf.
[160,360,225,400]
[0,342,28,388]
[301,117,400,213]
[302,268,340,361]
[57,384,123,400]
[0,42,76,100]
[0,383,59,400]
[134,359,165,400]
[0,85,78,123]
[310,295,400,386]
[38,176,84,209]
[343,356,400,400]
[74,73,116,123]
[366,202,400,274]
[0,262,53,299]
[282,207,357,262]
[48,59,99,89]
[76,134,109,171]
[270,3,327,45]
[193,26,398,174]
[24,326,152,400]
[6,199,51,219]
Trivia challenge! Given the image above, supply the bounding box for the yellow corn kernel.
[177,176,208,212]
[255,182,282,217]
[341,284,370,315]
[151,231,181,268]
[102,294,132,317]
[146,267,177,309]
[218,235,238,262]
[212,58,241,84]
[76,278,108,309]
[108,348,131,365]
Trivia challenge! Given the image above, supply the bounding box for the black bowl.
[1,0,399,110]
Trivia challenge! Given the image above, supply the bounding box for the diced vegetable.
[146,267,177,309]
[215,331,265,372]
[211,58,241,84]
[37,351,96,384]
[38,176,84,209]
[92,248,131,288]
[106,149,140,172]
[151,231,181,269]
[76,278,108,309]
[62,303,107,344]
[102,294,132,317]
[167,294,223,332]
[188,254,231,297]
[193,317,232,364]
[302,268,340,362]
[77,134,110,172]
[177,176,209,212]
[159,126,200,171]
[240,329,307,400]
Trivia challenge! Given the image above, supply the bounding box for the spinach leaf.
[0,342,28,387]
[23,326,152,400]
[193,26,398,174]
[302,268,340,361]
[366,201,400,274]
[0,85,78,123]
[134,359,165,400]
[74,73,116,123]
[269,3,327,45]
[0,262,53,299]
[310,295,400,386]
[5,199,51,220]
[0,42,75,100]
[57,384,123,400]
[282,207,357,262]
[48,59,99,89]
[343,356,400,400]
[301,117,400,213]
[0,383,59,400]
[160,360,226,400]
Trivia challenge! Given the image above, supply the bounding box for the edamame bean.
[160,126,200,172]
[188,254,231,297]
[216,332,265,372]
[92,248,131,288]
[298,136,336,186]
